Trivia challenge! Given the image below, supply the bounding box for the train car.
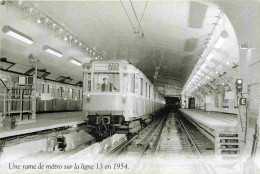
[83,60,165,137]
[35,79,82,112]
[0,70,83,118]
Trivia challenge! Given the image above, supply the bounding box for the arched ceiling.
[0,0,238,95]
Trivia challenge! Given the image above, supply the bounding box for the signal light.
[236,79,243,92]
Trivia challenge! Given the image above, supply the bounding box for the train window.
[93,73,119,92]
[61,87,65,98]
[130,73,135,93]
[49,85,52,94]
[78,89,81,99]
[84,73,91,92]
[149,85,150,98]
[122,73,135,93]
[123,73,129,93]
[145,82,148,97]
[57,86,61,98]
[135,75,139,95]
[47,84,50,93]
[36,83,41,96]
[140,78,143,96]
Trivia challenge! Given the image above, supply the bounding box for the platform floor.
[0,112,85,139]
[179,109,237,129]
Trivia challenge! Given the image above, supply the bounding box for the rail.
[177,115,214,174]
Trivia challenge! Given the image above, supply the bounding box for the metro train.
[0,70,83,116]
[82,60,166,137]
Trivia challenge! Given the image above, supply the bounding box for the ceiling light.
[215,30,229,49]
[206,53,213,61]
[42,45,63,57]
[240,43,249,49]
[64,35,67,41]
[215,71,219,74]
[2,25,33,44]
[226,61,230,66]
[37,18,41,24]
[68,57,82,66]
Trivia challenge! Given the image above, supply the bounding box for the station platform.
[0,112,86,139]
[179,109,237,128]
[179,109,238,142]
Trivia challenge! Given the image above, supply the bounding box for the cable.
[119,0,136,33]
[140,0,148,23]
[130,0,145,37]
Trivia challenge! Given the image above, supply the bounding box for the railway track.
[140,112,216,174]
[5,111,217,174]
[93,114,168,174]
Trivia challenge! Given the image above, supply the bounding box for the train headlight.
[86,93,91,102]
[122,94,126,103]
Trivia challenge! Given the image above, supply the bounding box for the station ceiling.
[0,1,234,95]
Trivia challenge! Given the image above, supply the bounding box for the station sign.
[239,98,247,106]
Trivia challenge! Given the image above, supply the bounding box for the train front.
[83,60,127,137]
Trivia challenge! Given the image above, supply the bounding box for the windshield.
[93,73,120,92]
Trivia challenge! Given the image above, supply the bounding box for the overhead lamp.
[68,57,82,66]
[37,18,41,24]
[42,45,63,57]
[64,35,68,41]
[206,53,213,61]
[226,61,230,66]
[201,63,206,69]
[2,25,33,44]
[240,43,248,50]
[215,71,219,74]
[215,30,229,48]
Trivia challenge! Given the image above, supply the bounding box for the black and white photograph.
[0,0,260,173]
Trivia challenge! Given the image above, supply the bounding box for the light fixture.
[64,35,68,41]
[67,57,82,66]
[226,61,230,66]
[240,43,248,49]
[237,79,242,84]
[42,45,63,57]
[215,71,219,74]
[215,30,229,48]
[201,63,206,69]
[2,25,33,44]
[206,53,213,61]
[37,18,41,24]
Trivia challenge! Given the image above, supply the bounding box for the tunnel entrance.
[165,97,181,112]
[188,97,195,109]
